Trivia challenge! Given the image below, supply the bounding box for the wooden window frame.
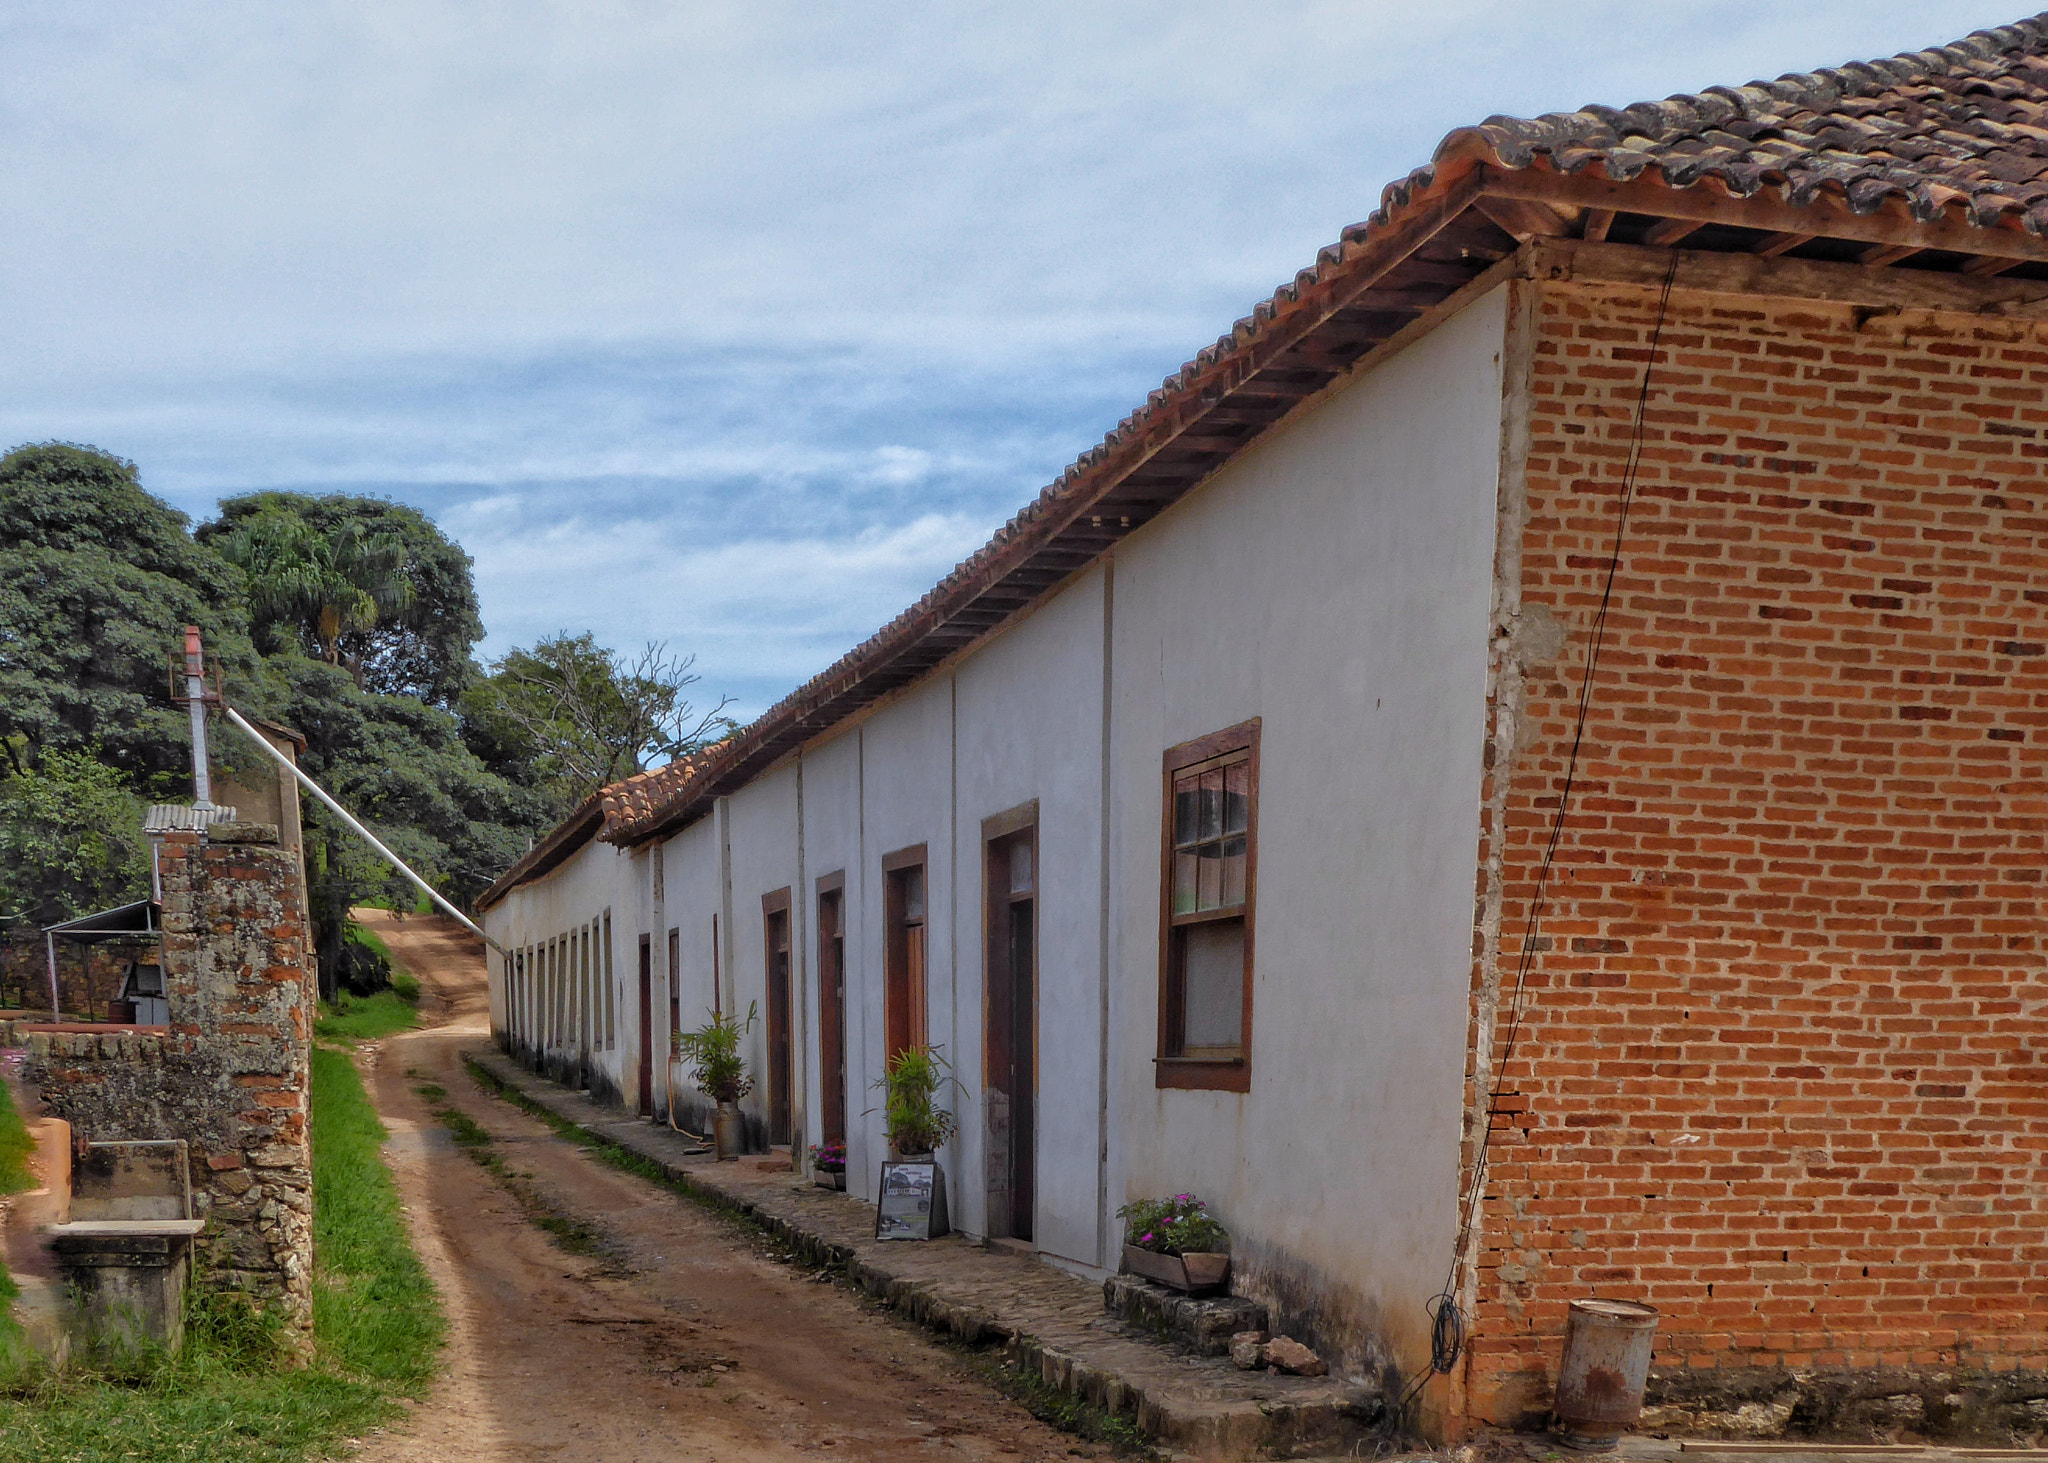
[1155,718,1259,1093]
[882,843,929,1059]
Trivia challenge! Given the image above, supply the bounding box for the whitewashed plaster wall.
[480,833,637,1100]
[793,730,868,1193]
[948,567,1109,1265]
[657,814,724,1122]
[1105,284,1507,1375]
[720,765,802,1149]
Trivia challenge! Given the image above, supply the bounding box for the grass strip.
[314,987,420,1044]
[0,1048,443,1462]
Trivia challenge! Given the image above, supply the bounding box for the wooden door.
[817,880,847,1144]
[763,891,793,1146]
[637,935,654,1117]
[984,822,1036,1241]
[883,848,928,1061]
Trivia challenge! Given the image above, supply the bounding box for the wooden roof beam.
[1474,194,1575,242]
[1643,216,1706,247]
[1754,231,1815,257]
[1482,165,2048,266]
[1582,207,1615,243]
[1861,243,1922,266]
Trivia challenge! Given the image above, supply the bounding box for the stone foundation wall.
[24,823,315,1348]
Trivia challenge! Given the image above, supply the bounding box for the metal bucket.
[1554,1298,1658,1450]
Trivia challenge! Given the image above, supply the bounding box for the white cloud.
[0,0,2019,716]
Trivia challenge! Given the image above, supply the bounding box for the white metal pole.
[184,626,215,810]
[44,932,59,1020]
[220,703,505,956]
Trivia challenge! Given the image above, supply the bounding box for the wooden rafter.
[1481,165,2048,266]
[1474,194,1574,242]
[1643,217,1706,247]
[1753,231,1815,257]
[1582,208,1615,243]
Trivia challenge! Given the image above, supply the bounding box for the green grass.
[0,1048,444,1461]
[313,987,420,1044]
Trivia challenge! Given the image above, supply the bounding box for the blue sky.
[0,0,2022,717]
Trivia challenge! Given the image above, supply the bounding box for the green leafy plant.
[672,1004,757,1103]
[873,1044,957,1156]
[1117,1193,1228,1256]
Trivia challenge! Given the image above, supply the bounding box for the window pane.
[1224,761,1249,835]
[1181,918,1244,1053]
[1172,851,1198,914]
[1198,769,1224,841]
[1173,775,1199,846]
[902,866,925,920]
[1197,841,1223,910]
[1221,833,1247,907]
[1008,839,1033,896]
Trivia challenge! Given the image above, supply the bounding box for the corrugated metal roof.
[142,804,241,834]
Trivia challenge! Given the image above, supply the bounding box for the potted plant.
[672,1004,756,1160]
[810,1139,846,1190]
[1117,1193,1231,1294]
[874,1044,957,1159]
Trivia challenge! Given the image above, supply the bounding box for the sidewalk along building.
[477,16,2048,1440]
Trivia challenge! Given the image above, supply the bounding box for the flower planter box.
[814,1171,846,1190]
[1122,1243,1230,1295]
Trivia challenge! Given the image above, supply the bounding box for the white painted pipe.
[221,703,505,957]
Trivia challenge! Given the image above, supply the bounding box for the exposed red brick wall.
[1466,276,2048,1432]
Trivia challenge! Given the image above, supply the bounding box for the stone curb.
[464,1049,1382,1458]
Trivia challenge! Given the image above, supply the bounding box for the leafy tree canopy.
[0,444,268,785]
[200,492,483,708]
[462,634,736,818]
[0,748,150,930]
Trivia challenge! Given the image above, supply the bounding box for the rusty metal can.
[1554,1298,1659,1450]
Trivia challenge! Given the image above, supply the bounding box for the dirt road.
[349,909,1099,1463]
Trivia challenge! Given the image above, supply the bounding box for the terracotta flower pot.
[1122,1243,1230,1294]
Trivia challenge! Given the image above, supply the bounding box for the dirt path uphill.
[348,909,1098,1463]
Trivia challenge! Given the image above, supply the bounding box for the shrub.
[672,1004,755,1103]
[1117,1193,1228,1256]
[874,1045,956,1156]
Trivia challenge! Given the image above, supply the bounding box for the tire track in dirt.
[349,909,1101,1463]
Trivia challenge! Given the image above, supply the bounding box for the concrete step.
[468,1049,1384,1459]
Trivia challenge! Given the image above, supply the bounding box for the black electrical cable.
[1393,255,1683,1434]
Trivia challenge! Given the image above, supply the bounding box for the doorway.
[817,875,847,1145]
[983,812,1036,1242]
[637,934,654,1117]
[763,890,793,1147]
[882,846,928,1062]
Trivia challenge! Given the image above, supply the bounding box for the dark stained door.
[637,935,654,1117]
[985,826,1036,1241]
[764,893,793,1146]
[817,883,847,1145]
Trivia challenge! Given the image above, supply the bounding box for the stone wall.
[24,823,316,1349]
[0,933,156,1019]
[1465,269,2048,1436]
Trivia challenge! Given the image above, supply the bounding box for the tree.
[0,749,150,931]
[215,507,413,676]
[0,443,269,785]
[462,635,736,815]
[200,493,483,707]
[279,657,544,997]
